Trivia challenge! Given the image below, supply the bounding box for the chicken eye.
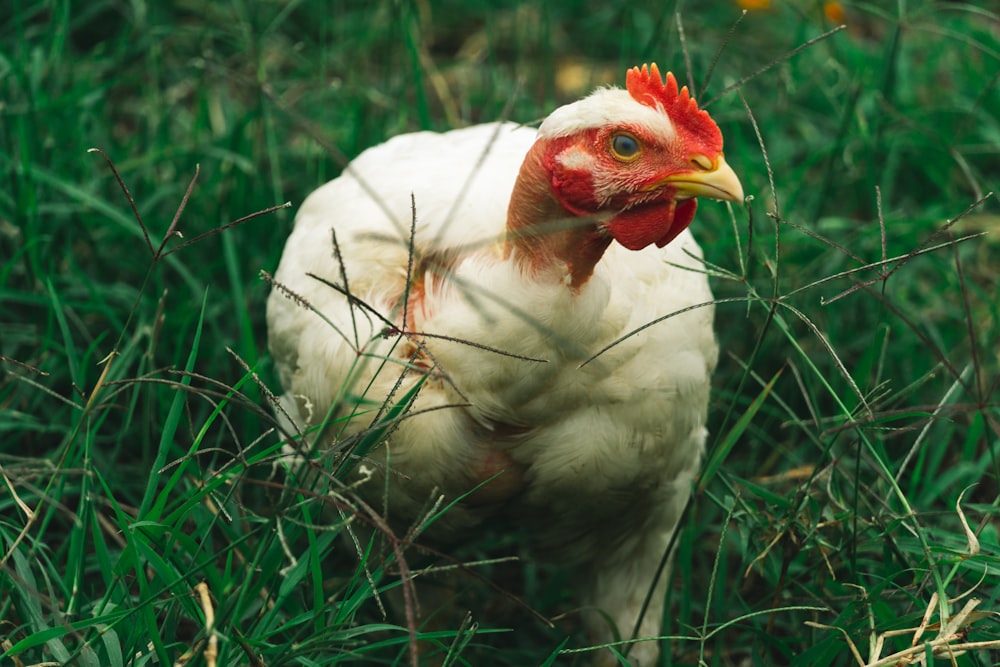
[610,132,642,162]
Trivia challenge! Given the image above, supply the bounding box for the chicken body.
[268,65,741,665]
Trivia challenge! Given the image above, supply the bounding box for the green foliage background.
[2,1,998,665]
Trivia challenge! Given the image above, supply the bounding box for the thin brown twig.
[401,193,419,348]
[162,201,291,257]
[87,147,153,257]
[307,272,547,363]
[329,228,361,350]
[702,24,847,107]
[875,186,888,284]
[949,210,986,404]
[675,11,694,98]
[820,192,993,305]
[786,232,984,300]
[225,346,301,440]
[155,164,200,258]
[699,9,747,99]
[0,355,48,376]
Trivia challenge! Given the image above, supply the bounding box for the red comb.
[626,63,722,152]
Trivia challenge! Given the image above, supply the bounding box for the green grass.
[2,0,999,665]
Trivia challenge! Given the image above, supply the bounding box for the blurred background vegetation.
[2,1,998,665]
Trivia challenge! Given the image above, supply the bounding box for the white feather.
[268,113,718,665]
[540,88,677,143]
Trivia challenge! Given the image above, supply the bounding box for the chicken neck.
[503,143,613,290]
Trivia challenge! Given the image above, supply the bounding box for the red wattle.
[657,199,697,247]
[606,199,698,250]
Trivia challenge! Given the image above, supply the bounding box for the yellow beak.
[655,154,745,204]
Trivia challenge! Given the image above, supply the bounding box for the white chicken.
[267,63,743,665]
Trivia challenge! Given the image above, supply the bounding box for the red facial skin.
[505,125,711,289]
[543,127,702,250]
